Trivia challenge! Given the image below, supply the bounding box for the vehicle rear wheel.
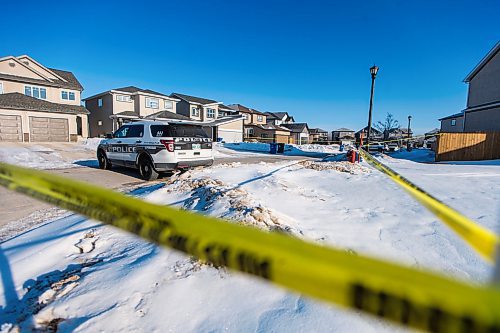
[138,156,159,181]
[97,149,112,170]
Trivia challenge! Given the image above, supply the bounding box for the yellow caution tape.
[359,148,499,263]
[1,162,500,332]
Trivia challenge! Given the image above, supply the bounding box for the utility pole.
[407,115,412,139]
[367,65,379,146]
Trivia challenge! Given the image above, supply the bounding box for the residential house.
[309,128,328,143]
[248,123,292,143]
[0,55,89,142]
[84,86,180,137]
[355,126,383,142]
[439,112,464,133]
[332,128,355,145]
[438,42,500,132]
[388,127,413,140]
[265,112,295,126]
[282,123,309,144]
[228,104,267,138]
[462,42,500,131]
[171,93,244,143]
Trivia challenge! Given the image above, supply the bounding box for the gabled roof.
[309,128,328,133]
[47,68,83,90]
[264,112,280,120]
[171,93,219,105]
[438,112,464,121]
[249,123,291,132]
[356,126,382,134]
[0,58,83,91]
[205,115,245,126]
[0,92,89,114]
[115,86,169,97]
[282,123,309,133]
[112,111,140,118]
[228,104,266,115]
[145,110,192,121]
[272,112,289,119]
[333,127,354,132]
[219,104,237,111]
[464,41,500,82]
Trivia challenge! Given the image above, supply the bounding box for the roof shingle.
[0,93,89,114]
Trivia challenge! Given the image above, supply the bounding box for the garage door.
[0,114,23,141]
[29,117,69,142]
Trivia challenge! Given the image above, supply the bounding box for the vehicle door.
[107,125,131,165]
[122,124,144,166]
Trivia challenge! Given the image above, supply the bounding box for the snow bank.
[2,158,499,331]
[80,138,103,151]
[224,142,341,157]
[384,148,435,163]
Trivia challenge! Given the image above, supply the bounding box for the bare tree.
[375,113,400,140]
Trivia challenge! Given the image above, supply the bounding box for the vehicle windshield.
[150,124,209,138]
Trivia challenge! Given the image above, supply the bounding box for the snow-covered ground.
[224,142,342,157]
[1,150,500,332]
[0,139,102,170]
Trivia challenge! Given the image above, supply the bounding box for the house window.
[191,107,200,117]
[145,97,159,108]
[0,82,3,94]
[207,108,215,118]
[451,119,456,126]
[261,133,268,138]
[98,98,103,107]
[164,100,173,109]
[116,95,132,102]
[247,128,254,136]
[98,120,103,126]
[257,115,263,122]
[25,85,47,99]
[62,91,68,100]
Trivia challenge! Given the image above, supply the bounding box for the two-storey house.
[332,128,355,144]
[0,55,89,142]
[228,104,269,138]
[282,123,310,144]
[84,86,180,137]
[309,128,328,143]
[439,42,500,132]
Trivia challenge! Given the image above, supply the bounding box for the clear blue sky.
[1,0,498,134]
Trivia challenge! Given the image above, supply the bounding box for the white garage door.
[0,114,23,141]
[218,129,243,143]
[30,116,69,142]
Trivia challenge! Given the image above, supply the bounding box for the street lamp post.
[366,65,379,146]
[407,115,412,139]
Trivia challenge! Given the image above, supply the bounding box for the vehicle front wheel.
[138,156,159,181]
[97,150,112,170]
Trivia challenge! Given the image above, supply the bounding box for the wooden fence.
[435,132,500,161]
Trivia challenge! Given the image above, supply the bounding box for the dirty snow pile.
[299,160,371,174]
[1,153,500,332]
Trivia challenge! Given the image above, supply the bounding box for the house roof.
[0,72,83,91]
[309,128,328,133]
[333,127,354,132]
[228,104,266,115]
[115,86,170,97]
[264,112,280,120]
[145,111,192,121]
[438,112,464,121]
[356,126,382,134]
[171,93,219,105]
[271,112,289,119]
[205,115,245,126]
[0,92,89,114]
[464,41,500,82]
[425,128,440,135]
[282,123,309,133]
[47,68,84,90]
[219,104,236,111]
[112,111,140,118]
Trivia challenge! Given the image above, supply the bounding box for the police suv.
[97,121,214,180]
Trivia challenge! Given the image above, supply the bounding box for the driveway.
[0,151,315,231]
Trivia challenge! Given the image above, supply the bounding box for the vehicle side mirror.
[105,133,113,139]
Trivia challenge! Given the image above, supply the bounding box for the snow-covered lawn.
[1,151,500,332]
[224,142,342,157]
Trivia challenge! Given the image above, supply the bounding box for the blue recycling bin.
[269,143,278,154]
